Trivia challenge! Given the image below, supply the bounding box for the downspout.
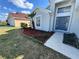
[49,13,51,32]
[48,0,52,32]
[48,0,55,32]
[53,3,56,32]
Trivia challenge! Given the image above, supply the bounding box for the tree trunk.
[32,18,35,29]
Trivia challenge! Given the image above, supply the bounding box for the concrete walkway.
[44,32,79,59]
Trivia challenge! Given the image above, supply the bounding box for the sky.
[0,0,48,21]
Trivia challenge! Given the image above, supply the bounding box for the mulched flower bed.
[23,28,54,43]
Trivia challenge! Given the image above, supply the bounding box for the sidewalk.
[44,32,79,59]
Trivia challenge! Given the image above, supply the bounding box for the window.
[57,6,71,13]
[36,16,40,26]
[55,16,70,31]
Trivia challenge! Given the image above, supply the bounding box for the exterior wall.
[34,11,50,31]
[70,0,79,38]
[42,13,50,31]
[50,0,79,38]
[14,20,31,27]
[7,15,31,27]
[8,18,15,26]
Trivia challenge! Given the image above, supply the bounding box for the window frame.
[55,16,70,31]
[57,6,71,13]
[35,15,41,27]
[54,4,73,32]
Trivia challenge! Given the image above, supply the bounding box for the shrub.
[63,33,79,49]
[21,23,27,29]
[0,21,7,26]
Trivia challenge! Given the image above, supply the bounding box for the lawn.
[0,27,70,59]
[0,26,18,35]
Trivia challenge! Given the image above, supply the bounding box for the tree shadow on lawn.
[0,29,70,59]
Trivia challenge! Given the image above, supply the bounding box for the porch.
[44,32,79,59]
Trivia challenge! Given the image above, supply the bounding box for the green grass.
[0,26,19,30]
[0,27,70,59]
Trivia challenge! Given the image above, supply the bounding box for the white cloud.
[24,2,33,9]
[0,13,8,21]
[9,0,33,9]
[12,11,16,13]
[21,11,31,14]
[1,13,8,16]
[3,7,7,10]
[5,13,9,16]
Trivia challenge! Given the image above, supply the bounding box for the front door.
[55,16,70,31]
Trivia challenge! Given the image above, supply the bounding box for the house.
[7,13,31,27]
[33,0,79,38]
[33,8,51,31]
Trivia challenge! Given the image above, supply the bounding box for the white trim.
[68,1,75,32]
[35,8,51,14]
[35,15,42,29]
[56,4,72,9]
[54,3,73,32]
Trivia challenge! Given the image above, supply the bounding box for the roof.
[33,8,52,14]
[39,9,52,13]
[9,13,29,21]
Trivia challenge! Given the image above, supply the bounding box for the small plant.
[21,23,27,29]
[63,33,79,49]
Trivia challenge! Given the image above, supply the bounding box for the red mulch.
[22,28,54,43]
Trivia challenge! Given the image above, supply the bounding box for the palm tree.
[28,9,36,29]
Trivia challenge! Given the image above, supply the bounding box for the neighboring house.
[33,0,79,38]
[33,8,51,31]
[7,13,31,27]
